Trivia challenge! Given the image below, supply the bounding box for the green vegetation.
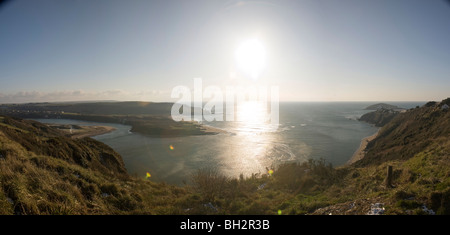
[0,101,175,116]
[364,103,403,110]
[0,98,448,215]
[359,98,449,165]
[0,101,217,137]
[0,117,188,214]
[359,108,400,127]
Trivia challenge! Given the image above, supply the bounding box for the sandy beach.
[197,123,228,134]
[347,129,379,165]
[69,126,116,139]
[48,124,116,139]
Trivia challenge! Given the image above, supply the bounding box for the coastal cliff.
[309,99,450,215]
[364,103,403,111]
[0,116,127,176]
[357,98,450,166]
[0,99,449,215]
[359,108,400,127]
[0,115,187,214]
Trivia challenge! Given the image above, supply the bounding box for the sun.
[235,39,266,80]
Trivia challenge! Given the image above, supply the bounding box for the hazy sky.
[0,0,449,103]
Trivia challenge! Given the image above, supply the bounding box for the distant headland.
[364,103,405,111]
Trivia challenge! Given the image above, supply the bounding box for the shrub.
[100,183,120,197]
[429,189,450,215]
[273,159,337,193]
[396,200,421,210]
[191,168,228,202]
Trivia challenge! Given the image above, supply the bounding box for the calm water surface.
[34,102,423,185]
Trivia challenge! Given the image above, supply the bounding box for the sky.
[0,0,449,103]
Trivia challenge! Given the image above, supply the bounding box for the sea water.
[34,102,423,185]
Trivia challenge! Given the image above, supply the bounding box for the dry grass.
[0,129,189,215]
[1,100,449,215]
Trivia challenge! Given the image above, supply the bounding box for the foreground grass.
[1,139,448,215]
[1,126,448,215]
[0,130,188,215]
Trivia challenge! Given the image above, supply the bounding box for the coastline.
[70,126,117,139]
[47,124,117,139]
[347,129,379,165]
[197,123,228,134]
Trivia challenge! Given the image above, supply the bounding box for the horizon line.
[0,99,437,105]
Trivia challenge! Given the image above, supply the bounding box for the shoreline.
[197,123,228,134]
[70,126,117,139]
[347,129,379,165]
[47,124,117,139]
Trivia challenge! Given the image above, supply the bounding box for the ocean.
[34,101,424,185]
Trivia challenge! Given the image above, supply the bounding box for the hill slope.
[357,99,450,166]
[365,103,404,110]
[0,101,174,116]
[359,108,400,127]
[0,101,217,137]
[0,98,449,215]
[0,116,188,214]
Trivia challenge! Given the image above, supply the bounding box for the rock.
[258,183,267,190]
[421,205,435,215]
[367,203,385,215]
[203,202,218,212]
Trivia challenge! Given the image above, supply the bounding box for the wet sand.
[48,124,116,139]
[347,130,379,165]
[69,126,116,139]
[197,123,228,134]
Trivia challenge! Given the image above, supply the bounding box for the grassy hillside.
[359,108,400,127]
[0,116,335,215]
[0,116,188,214]
[0,101,174,116]
[0,99,449,215]
[0,102,217,137]
[365,103,404,110]
[358,99,450,166]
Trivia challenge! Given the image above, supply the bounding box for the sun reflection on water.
[218,100,281,178]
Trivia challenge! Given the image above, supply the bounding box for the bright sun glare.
[235,39,266,80]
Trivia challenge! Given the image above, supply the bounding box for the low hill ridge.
[0,98,448,215]
[357,98,450,166]
[365,103,404,110]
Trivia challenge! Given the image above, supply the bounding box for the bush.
[429,189,450,215]
[273,159,336,193]
[191,168,228,202]
[100,183,120,197]
[396,200,421,210]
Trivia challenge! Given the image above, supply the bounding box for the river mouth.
[29,102,389,185]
